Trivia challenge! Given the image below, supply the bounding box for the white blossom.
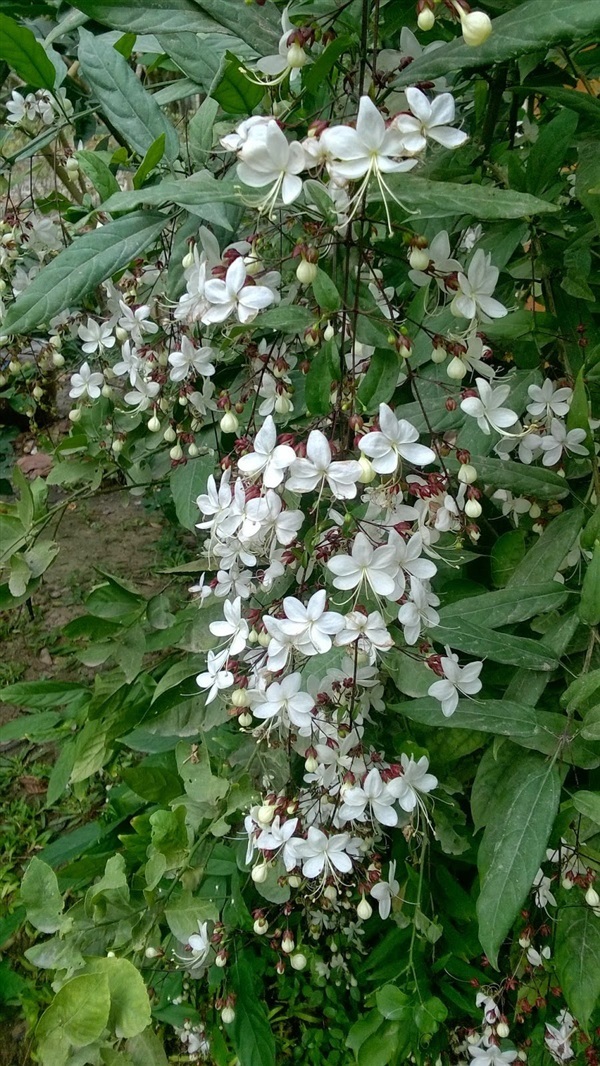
[392,88,468,153]
[287,429,362,499]
[428,649,483,717]
[370,860,400,919]
[451,249,507,321]
[202,258,276,325]
[460,378,518,435]
[237,415,296,487]
[168,336,215,381]
[69,361,104,400]
[78,318,115,354]
[359,404,436,474]
[327,532,398,597]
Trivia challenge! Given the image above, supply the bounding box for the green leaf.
[526,109,578,196]
[170,453,215,531]
[158,32,247,91]
[184,0,280,54]
[165,892,219,942]
[473,456,570,499]
[375,986,411,1022]
[303,34,353,93]
[562,669,600,712]
[212,52,264,114]
[521,85,600,124]
[357,349,402,412]
[126,1029,169,1066]
[567,369,594,455]
[393,697,539,738]
[577,141,600,233]
[176,739,229,807]
[438,583,568,630]
[432,619,558,670]
[3,212,168,335]
[490,529,526,587]
[312,267,341,313]
[471,743,520,831]
[72,0,223,34]
[0,712,60,743]
[85,958,151,1039]
[133,134,166,189]
[380,175,557,221]
[20,858,64,933]
[477,752,561,967]
[392,0,600,86]
[306,339,339,415]
[572,790,600,825]
[229,956,276,1066]
[0,13,55,89]
[100,172,239,215]
[188,95,219,166]
[581,704,600,741]
[0,680,88,709]
[36,973,111,1063]
[258,305,315,333]
[555,906,600,1032]
[78,29,179,161]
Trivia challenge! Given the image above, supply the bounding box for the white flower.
[202,258,276,326]
[237,120,306,207]
[428,649,483,717]
[340,768,401,827]
[118,300,159,340]
[123,371,160,411]
[77,318,115,354]
[476,993,501,1025]
[540,419,588,466]
[527,379,572,419]
[251,673,314,729]
[237,416,296,487]
[468,1046,517,1066]
[397,579,440,645]
[335,610,393,653]
[209,597,249,656]
[327,532,398,597]
[295,827,356,879]
[359,404,436,474]
[389,531,437,597]
[532,868,556,909]
[5,90,39,124]
[254,5,307,83]
[388,755,437,812]
[196,648,234,704]
[112,340,141,382]
[460,378,518,435]
[168,336,215,381]
[545,1011,576,1064]
[69,361,104,400]
[287,430,362,499]
[392,88,468,153]
[407,230,462,290]
[221,115,274,153]
[526,944,551,968]
[265,589,344,660]
[321,96,414,185]
[451,249,507,321]
[370,860,400,919]
[256,816,300,871]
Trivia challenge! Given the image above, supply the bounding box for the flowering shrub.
[1,0,600,1063]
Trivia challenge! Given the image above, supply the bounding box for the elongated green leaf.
[505,611,580,710]
[393,697,539,737]
[3,212,168,335]
[573,790,600,824]
[474,456,570,499]
[432,620,558,669]
[0,712,60,743]
[555,906,600,1031]
[259,306,315,333]
[357,349,401,412]
[212,51,265,114]
[380,176,557,221]
[507,507,583,587]
[393,0,600,86]
[21,858,64,933]
[100,172,239,214]
[526,109,578,196]
[306,339,339,415]
[471,743,520,831]
[73,0,221,35]
[477,753,561,967]
[78,29,179,161]
[75,149,120,202]
[518,85,600,124]
[0,13,55,89]
[1,680,89,709]
[191,0,279,54]
[230,956,276,1066]
[158,31,254,90]
[438,583,568,630]
[133,134,165,189]
[170,453,215,531]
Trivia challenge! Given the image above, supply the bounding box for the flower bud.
[447,356,468,380]
[529,502,541,519]
[518,936,530,949]
[296,259,318,285]
[69,408,81,423]
[304,756,318,774]
[290,952,307,971]
[32,385,44,401]
[257,630,271,647]
[465,498,482,519]
[111,439,124,455]
[220,410,239,434]
[169,443,183,461]
[275,393,293,415]
[496,1022,510,1039]
[323,885,337,901]
[101,384,113,399]
[459,9,493,47]
[561,876,574,891]
[238,711,253,728]
[245,254,263,276]
[417,7,435,30]
[8,360,20,374]
[252,863,269,884]
[49,334,62,349]
[182,251,194,269]
[458,463,478,484]
[65,156,79,174]
[221,1006,236,1024]
[323,322,335,342]
[163,425,177,443]
[115,326,128,343]
[253,918,269,935]
[431,346,447,364]
[257,804,275,825]
[357,897,373,921]
[147,415,161,432]
[52,351,65,368]
[585,886,600,908]
[357,454,376,484]
[288,875,301,889]
[409,248,430,271]
[281,932,295,954]
[287,42,307,68]
[215,950,228,968]
[231,688,250,708]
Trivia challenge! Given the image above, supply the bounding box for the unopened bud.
[52,351,65,368]
[220,410,239,434]
[169,443,183,461]
[101,384,112,399]
[115,326,128,343]
[458,463,478,484]
[252,863,269,884]
[253,918,269,936]
[459,8,493,47]
[357,897,373,921]
[49,334,62,349]
[182,251,194,269]
[585,886,600,908]
[465,498,482,519]
[111,438,124,455]
[257,804,275,825]
[529,502,541,519]
[496,1022,510,1039]
[281,932,295,954]
[296,259,318,285]
[431,346,447,364]
[257,630,271,647]
[447,356,468,380]
[215,950,228,968]
[145,946,161,958]
[417,7,435,30]
[238,711,253,728]
[290,952,307,971]
[232,688,250,708]
[323,885,337,901]
[323,322,335,342]
[69,408,81,423]
[32,385,44,401]
[163,425,177,443]
[288,875,301,888]
[287,42,307,69]
[221,1006,235,1024]
[358,454,376,484]
[304,756,318,773]
[409,248,430,271]
[147,415,161,432]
